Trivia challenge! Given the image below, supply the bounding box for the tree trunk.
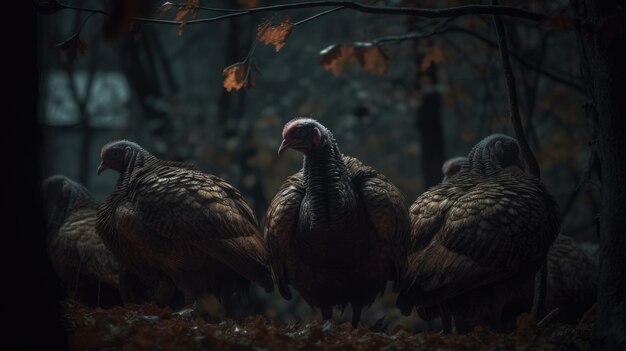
[121,32,172,149]
[574,1,626,349]
[416,62,445,189]
[4,10,67,349]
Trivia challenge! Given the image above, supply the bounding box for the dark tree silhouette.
[6,7,67,349]
[573,1,626,349]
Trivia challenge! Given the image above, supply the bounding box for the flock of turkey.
[43,118,597,334]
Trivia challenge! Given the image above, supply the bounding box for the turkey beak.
[278,139,290,157]
[97,161,107,175]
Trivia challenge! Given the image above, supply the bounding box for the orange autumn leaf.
[319,44,355,76]
[237,0,259,8]
[542,12,575,31]
[421,41,445,71]
[355,44,389,75]
[175,7,190,21]
[131,21,142,41]
[156,2,175,18]
[56,33,88,64]
[175,0,199,35]
[223,62,253,92]
[320,43,388,76]
[257,18,294,52]
[174,0,199,21]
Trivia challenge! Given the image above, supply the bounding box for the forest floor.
[64,301,592,350]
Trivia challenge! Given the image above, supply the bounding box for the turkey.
[42,175,122,307]
[95,140,274,311]
[265,118,410,327]
[440,157,597,324]
[396,134,560,332]
[503,235,597,324]
[543,236,597,322]
[441,157,467,182]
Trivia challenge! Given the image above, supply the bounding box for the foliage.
[56,33,88,64]
[420,41,446,71]
[257,18,294,53]
[319,43,389,77]
[223,62,255,92]
[64,300,592,350]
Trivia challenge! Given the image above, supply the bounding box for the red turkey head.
[278,118,325,156]
[442,157,468,182]
[97,140,143,175]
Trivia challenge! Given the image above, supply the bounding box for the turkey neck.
[99,150,157,233]
[115,150,158,192]
[47,185,97,236]
[302,139,358,232]
[69,184,98,212]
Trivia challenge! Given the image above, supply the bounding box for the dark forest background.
[38,0,597,245]
[10,0,625,349]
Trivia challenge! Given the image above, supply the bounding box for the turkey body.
[43,175,122,307]
[265,119,410,326]
[397,134,560,332]
[504,235,597,323]
[96,141,273,308]
[439,156,597,324]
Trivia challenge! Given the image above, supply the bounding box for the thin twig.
[164,3,247,13]
[294,6,345,26]
[447,26,583,92]
[58,1,548,25]
[350,23,582,92]
[575,303,596,329]
[561,150,597,219]
[373,31,440,44]
[493,0,545,321]
[77,12,96,33]
[492,6,540,178]
[174,2,549,23]
[537,308,560,327]
[373,18,453,44]
[60,1,246,15]
[520,31,550,148]
[60,3,108,16]
[244,38,260,65]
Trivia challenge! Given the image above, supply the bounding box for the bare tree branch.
[59,3,108,16]
[518,31,550,148]
[561,148,599,219]
[492,1,545,321]
[350,23,583,92]
[493,13,540,178]
[57,1,548,26]
[294,6,344,26]
[537,308,560,327]
[446,26,583,92]
[372,18,453,44]
[160,3,247,13]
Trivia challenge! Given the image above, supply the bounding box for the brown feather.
[43,175,122,307]
[503,235,597,323]
[398,135,560,331]
[267,119,410,328]
[97,141,274,306]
